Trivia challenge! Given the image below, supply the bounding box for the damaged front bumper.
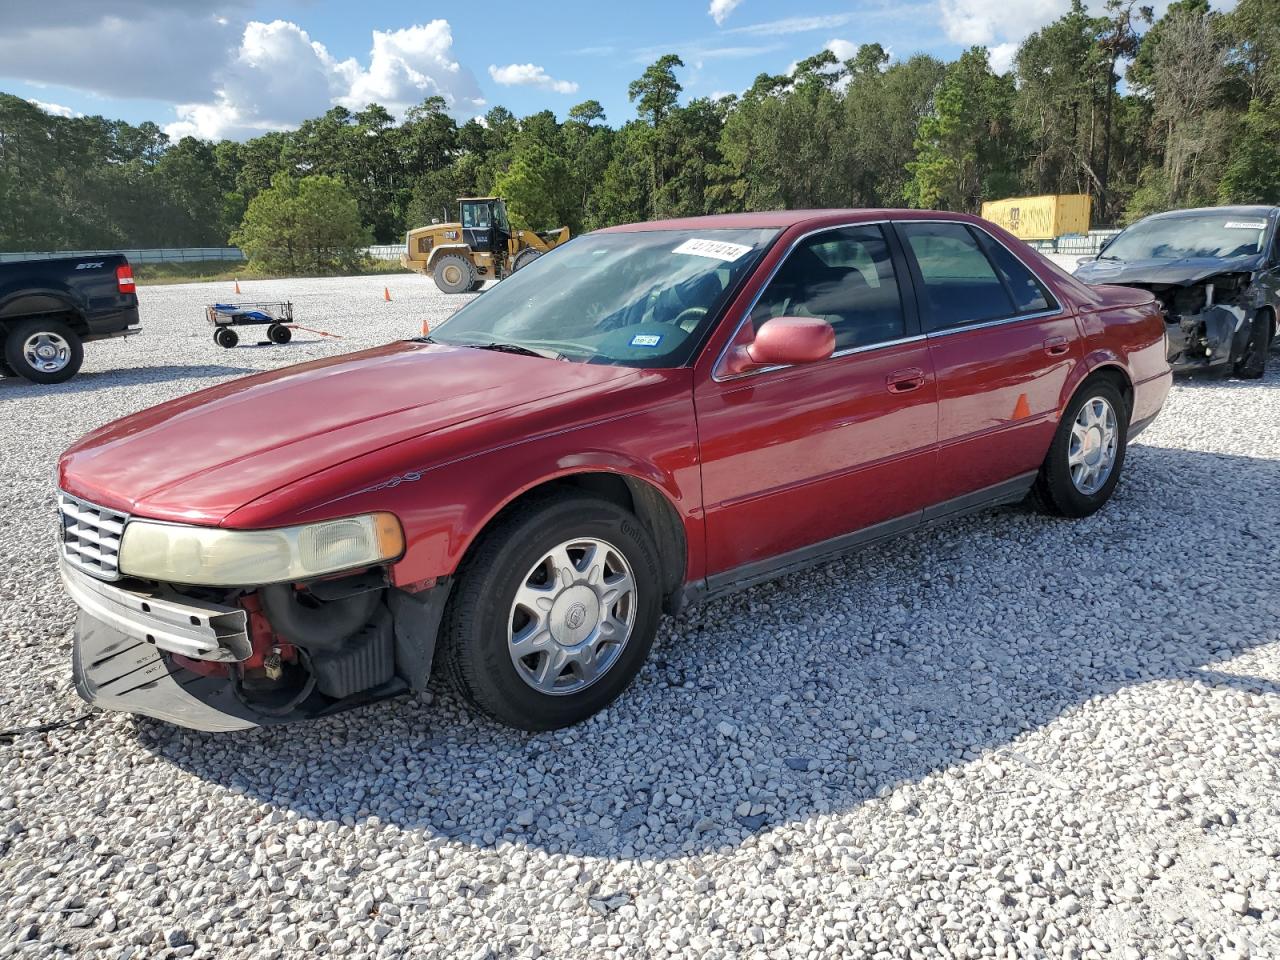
[63,559,449,732]
[1165,303,1248,373]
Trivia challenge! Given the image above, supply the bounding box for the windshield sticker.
[672,238,753,262]
[630,333,663,347]
[1224,221,1267,230]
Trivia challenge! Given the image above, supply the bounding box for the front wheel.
[4,318,84,384]
[433,254,476,295]
[1032,377,1129,518]
[267,323,292,344]
[214,326,239,348]
[440,493,663,730]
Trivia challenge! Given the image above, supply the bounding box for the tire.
[440,493,663,731]
[1232,311,1272,380]
[433,254,476,295]
[3,318,84,384]
[1032,376,1129,519]
[268,323,292,344]
[0,359,16,377]
[511,248,543,273]
[214,326,239,348]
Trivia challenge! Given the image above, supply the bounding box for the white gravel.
[2,271,1279,960]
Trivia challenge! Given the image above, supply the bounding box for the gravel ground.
[1,272,1278,960]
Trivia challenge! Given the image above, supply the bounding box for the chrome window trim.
[711,219,902,383]
[905,219,1065,334]
[709,217,1066,383]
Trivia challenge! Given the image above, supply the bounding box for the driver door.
[693,224,939,585]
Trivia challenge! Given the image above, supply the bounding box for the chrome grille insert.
[59,492,128,581]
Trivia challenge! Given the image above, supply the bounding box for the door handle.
[1044,336,1070,357]
[886,367,926,394]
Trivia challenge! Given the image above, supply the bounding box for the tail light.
[116,264,136,294]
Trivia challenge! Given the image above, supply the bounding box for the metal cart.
[206,301,294,348]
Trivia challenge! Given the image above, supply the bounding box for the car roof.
[1140,204,1279,221]
[597,209,986,233]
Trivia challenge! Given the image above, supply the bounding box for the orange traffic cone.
[384,286,391,302]
[1012,393,1031,420]
[421,319,430,336]
[234,278,241,295]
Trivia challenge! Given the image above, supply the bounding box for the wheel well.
[471,473,688,611]
[1085,365,1133,419]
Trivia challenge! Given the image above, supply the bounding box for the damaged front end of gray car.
[1074,205,1279,379]
[1138,271,1270,376]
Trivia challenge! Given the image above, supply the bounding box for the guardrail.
[366,244,407,261]
[1025,230,1120,256]
[0,247,246,264]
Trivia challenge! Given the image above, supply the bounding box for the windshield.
[1103,213,1272,261]
[428,228,777,367]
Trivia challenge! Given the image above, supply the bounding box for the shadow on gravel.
[0,364,256,398]
[140,443,1280,859]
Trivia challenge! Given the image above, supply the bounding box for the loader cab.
[459,198,511,255]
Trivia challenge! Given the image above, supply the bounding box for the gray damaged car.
[1075,205,1278,378]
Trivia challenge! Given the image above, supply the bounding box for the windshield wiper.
[462,341,567,361]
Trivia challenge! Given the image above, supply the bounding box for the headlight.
[118,513,404,586]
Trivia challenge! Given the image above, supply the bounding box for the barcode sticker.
[672,238,753,262]
[1224,221,1267,230]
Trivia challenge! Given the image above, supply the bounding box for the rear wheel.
[1233,310,1272,379]
[433,254,476,295]
[268,323,292,344]
[1032,377,1128,518]
[4,318,83,384]
[440,493,663,730]
[214,326,239,348]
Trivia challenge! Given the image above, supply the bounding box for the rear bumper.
[84,304,141,342]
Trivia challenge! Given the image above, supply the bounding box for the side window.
[977,231,1054,313]
[899,221,1015,331]
[750,225,905,352]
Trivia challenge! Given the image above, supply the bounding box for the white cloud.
[988,41,1019,73]
[727,13,857,36]
[487,63,579,95]
[28,99,81,118]
[826,39,859,62]
[939,0,1066,46]
[166,19,484,140]
[0,8,239,102]
[709,0,745,25]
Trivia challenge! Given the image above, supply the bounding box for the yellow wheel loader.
[400,197,570,294]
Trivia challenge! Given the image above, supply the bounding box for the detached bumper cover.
[72,610,260,732]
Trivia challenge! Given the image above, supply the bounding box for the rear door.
[893,220,1081,508]
[694,223,939,583]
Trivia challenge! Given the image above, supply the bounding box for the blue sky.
[0,0,1204,140]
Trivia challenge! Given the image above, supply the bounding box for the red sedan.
[57,210,1171,732]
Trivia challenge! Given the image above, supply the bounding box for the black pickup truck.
[0,254,141,383]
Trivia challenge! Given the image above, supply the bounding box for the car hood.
[1075,253,1262,287]
[59,341,636,524]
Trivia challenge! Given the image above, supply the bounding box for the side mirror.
[1076,256,1096,267]
[722,316,835,376]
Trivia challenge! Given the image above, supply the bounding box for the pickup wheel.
[4,318,84,384]
[440,493,663,730]
[1032,377,1129,518]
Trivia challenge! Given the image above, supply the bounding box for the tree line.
[1,0,1277,261]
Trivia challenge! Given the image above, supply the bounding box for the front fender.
[221,373,705,590]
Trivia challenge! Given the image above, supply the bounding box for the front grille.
[59,492,128,581]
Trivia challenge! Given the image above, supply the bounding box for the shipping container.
[979,194,1092,241]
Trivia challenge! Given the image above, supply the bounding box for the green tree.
[232,173,370,275]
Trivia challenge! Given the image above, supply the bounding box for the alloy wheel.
[507,537,637,696]
[1068,396,1118,495]
[23,332,71,374]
